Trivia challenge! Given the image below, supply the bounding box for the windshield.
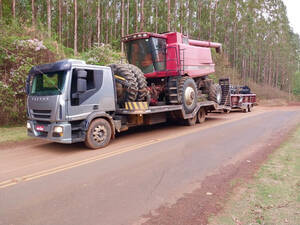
[30,71,66,96]
[126,37,166,74]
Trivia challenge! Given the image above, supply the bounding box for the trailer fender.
[85,112,116,139]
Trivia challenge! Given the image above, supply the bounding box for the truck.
[26,32,231,149]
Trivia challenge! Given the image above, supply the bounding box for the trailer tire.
[178,77,198,114]
[108,64,138,103]
[208,83,222,104]
[184,115,197,126]
[197,107,206,123]
[127,64,148,101]
[85,118,112,149]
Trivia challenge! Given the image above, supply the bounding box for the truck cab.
[26,59,116,145]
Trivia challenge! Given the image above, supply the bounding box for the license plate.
[36,125,45,131]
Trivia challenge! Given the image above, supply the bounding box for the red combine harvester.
[114,32,224,114]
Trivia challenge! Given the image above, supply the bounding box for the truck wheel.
[108,64,138,103]
[184,115,197,126]
[208,83,222,104]
[85,118,112,149]
[128,64,148,101]
[178,77,198,114]
[197,107,206,123]
[248,105,251,112]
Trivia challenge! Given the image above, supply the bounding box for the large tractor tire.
[127,64,148,101]
[178,76,198,114]
[208,83,222,104]
[108,64,138,103]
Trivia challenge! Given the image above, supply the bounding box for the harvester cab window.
[126,39,154,74]
[151,37,166,71]
[125,37,166,74]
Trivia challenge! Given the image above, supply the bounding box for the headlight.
[27,122,31,129]
[53,126,63,133]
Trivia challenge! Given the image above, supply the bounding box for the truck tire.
[85,118,112,149]
[197,107,206,123]
[208,83,222,104]
[178,77,198,114]
[184,115,197,126]
[127,64,148,101]
[108,64,138,103]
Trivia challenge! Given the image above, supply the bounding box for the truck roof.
[29,59,110,75]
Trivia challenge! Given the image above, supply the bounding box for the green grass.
[209,126,300,225]
[0,126,30,143]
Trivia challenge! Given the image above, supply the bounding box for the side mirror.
[77,70,87,93]
[25,74,32,95]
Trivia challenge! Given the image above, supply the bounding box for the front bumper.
[27,120,72,144]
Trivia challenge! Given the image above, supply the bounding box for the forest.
[0,0,300,124]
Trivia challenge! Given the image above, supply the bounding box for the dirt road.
[0,106,299,225]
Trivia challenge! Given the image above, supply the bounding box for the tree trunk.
[87,0,92,49]
[126,0,129,34]
[82,4,86,51]
[223,0,231,48]
[105,8,109,44]
[31,0,35,26]
[212,0,218,41]
[12,0,16,19]
[197,1,202,39]
[167,0,171,31]
[0,0,2,19]
[58,0,62,43]
[135,0,138,32]
[155,0,158,33]
[121,0,125,53]
[140,0,144,31]
[114,1,117,39]
[47,0,51,37]
[180,0,183,33]
[97,0,101,45]
[74,0,78,55]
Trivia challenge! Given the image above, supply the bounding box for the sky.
[282,0,300,35]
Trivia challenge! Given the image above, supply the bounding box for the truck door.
[67,68,109,121]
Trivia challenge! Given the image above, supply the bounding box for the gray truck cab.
[26,59,116,146]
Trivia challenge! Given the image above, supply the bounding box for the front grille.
[33,109,51,114]
[32,109,52,119]
[38,131,48,137]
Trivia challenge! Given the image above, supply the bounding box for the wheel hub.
[92,125,107,143]
[184,86,195,106]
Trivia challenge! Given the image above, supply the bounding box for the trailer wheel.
[184,115,197,126]
[85,118,112,149]
[208,83,222,104]
[197,107,206,123]
[178,77,198,114]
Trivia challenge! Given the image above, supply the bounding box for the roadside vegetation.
[209,126,300,225]
[0,0,300,127]
[0,126,30,143]
[0,22,122,126]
